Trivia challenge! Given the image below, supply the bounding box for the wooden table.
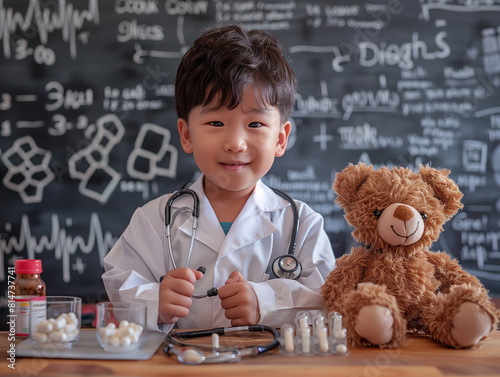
[2,330,499,377]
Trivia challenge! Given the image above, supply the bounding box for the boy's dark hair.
[175,24,297,122]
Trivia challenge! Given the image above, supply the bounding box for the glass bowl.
[30,296,82,350]
[96,302,147,352]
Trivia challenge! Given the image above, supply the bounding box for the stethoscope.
[161,186,301,299]
[164,325,280,364]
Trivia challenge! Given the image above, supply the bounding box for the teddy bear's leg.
[426,284,499,348]
[342,283,407,347]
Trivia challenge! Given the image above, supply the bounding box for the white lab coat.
[102,175,335,333]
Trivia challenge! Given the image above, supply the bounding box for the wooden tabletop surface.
[2,329,499,377]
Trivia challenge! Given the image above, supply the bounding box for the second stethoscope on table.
[161,186,301,299]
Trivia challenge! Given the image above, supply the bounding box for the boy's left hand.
[218,271,261,326]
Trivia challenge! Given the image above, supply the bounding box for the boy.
[102,25,335,333]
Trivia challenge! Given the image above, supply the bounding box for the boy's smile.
[220,161,249,171]
[178,86,291,201]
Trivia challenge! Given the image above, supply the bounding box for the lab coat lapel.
[219,182,279,258]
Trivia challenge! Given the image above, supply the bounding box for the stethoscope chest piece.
[272,254,301,280]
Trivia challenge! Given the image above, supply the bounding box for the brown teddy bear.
[321,163,499,349]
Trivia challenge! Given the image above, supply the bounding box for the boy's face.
[178,86,290,198]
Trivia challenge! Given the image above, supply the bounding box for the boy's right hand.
[158,267,203,324]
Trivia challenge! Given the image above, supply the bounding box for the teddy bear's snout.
[377,203,425,246]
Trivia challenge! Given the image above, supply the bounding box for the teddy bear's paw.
[354,305,394,345]
[451,301,492,348]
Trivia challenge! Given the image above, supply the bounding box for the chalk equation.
[0,0,100,62]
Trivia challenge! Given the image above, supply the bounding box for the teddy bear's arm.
[321,247,367,312]
[426,251,482,293]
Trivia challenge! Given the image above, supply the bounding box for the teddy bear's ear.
[333,163,374,206]
[419,164,464,218]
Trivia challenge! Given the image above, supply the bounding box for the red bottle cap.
[15,259,43,274]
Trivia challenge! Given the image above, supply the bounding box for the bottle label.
[14,295,47,337]
[30,296,47,335]
[14,296,31,337]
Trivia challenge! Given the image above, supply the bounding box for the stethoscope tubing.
[163,185,302,289]
[165,325,280,357]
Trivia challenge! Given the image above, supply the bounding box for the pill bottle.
[14,259,46,337]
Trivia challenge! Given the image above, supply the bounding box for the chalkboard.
[2,0,500,329]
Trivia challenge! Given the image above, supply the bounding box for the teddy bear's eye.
[420,212,428,221]
[373,209,383,218]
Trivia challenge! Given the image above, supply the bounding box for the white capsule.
[32,331,48,343]
[336,344,348,354]
[130,322,143,333]
[55,316,67,330]
[106,322,116,329]
[36,320,54,333]
[301,326,310,354]
[109,336,120,347]
[66,330,79,341]
[100,334,110,344]
[65,323,77,332]
[49,330,68,343]
[334,330,346,339]
[100,326,115,338]
[118,326,134,338]
[119,320,129,328]
[120,336,132,347]
[181,349,204,364]
[317,327,329,353]
[284,330,294,354]
[130,333,140,344]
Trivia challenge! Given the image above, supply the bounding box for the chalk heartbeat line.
[0,0,100,59]
[1,213,117,283]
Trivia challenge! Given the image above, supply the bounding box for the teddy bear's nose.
[393,205,414,221]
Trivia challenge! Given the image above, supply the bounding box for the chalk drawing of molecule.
[127,123,178,180]
[68,114,125,203]
[2,136,55,203]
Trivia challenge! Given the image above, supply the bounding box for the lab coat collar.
[176,175,289,256]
